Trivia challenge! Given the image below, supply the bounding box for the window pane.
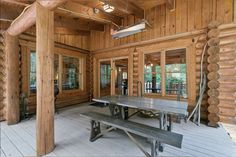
[30,51,36,93]
[144,52,161,94]
[30,52,60,93]
[62,56,80,90]
[100,61,111,96]
[165,49,187,98]
[54,54,59,87]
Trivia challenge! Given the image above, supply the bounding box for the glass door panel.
[100,61,111,97]
[114,58,128,95]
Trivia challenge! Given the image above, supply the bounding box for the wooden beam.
[234,0,236,23]
[7,0,68,36]
[100,0,144,18]
[5,32,20,125]
[54,16,104,31]
[128,0,166,10]
[55,27,90,36]
[36,3,54,156]
[166,0,175,11]
[58,1,122,26]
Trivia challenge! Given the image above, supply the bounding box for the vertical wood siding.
[90,0,233,51]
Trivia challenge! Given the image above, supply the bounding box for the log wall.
[218,24,236,124]
[91,0,235,124]
[90,0,233,51]
[0,31,6,121]
[19,36,91,114]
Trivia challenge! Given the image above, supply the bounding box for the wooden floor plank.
[1,131,23,157]
[1,104,236,157]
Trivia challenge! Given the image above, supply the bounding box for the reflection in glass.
[144,52,161,94]
[30,52,60,93]
[114,59,128,95]
[30,51,36,93]
[165,49,187,98]
[62,56,80,90]
[100,61,111,96]
[54,54,59,87]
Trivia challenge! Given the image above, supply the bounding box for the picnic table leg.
[167,114,172,132]
[108,104,123,119]
[90,120,102,142]
[158,113,164,152]
[151,140,159,157]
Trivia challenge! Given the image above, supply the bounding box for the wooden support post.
[36,3,55,156]
[161,51,166,96]
[5,32,20,125]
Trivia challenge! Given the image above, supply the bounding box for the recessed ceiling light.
[103,4,114,13]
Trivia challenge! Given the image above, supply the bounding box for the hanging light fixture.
[103,4,114,13]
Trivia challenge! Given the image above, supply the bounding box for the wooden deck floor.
[1,103,236,157]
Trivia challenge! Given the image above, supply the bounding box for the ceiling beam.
[7,0,68,36]
[100,0,144,19]
[54,16,104,31]
[54,27,90,36]
[58,1,122,26]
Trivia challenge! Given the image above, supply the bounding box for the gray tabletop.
[92,95,188,116]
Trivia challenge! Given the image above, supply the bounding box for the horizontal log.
[219,115,236,124]
[208,113,220,122]
[208,80,220,89]
[198,34,207,41]
[195,42,205,49]
[207,38,220,46]
[208,96,219,105]
[207,46,220,55]
[219,108,236,117]
[207,55,220,63]
[207,63,219,72]
[207,89,219,97]
[208,29,220,38]
[208,105,219,113]
[7,0,68,36]
[208,21,221,29]
[195,49,203,56]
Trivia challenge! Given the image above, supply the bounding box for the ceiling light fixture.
[103,4,114,13]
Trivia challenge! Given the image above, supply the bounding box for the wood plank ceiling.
[0,0,173,35]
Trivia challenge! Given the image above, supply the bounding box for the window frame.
[28,47,86,96]
[143,48,188,100]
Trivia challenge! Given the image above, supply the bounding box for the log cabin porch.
[1,103,236,157]
[1,0,236,156]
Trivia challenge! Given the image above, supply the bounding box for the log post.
[5,32,20,125]
[36,3,55,156]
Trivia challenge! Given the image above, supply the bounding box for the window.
[143,49,187,98]
[54,54,59,87]
[100,61,111,96]
[100,62,111,88]
[62,56,80,90]
[144,52,161,94]
[29,52,65,94]
[30,51,36,93]
[165,49,187,97]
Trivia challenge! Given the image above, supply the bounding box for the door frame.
[97,56,129,97]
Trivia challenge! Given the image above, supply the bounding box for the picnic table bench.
[81,112,183,157]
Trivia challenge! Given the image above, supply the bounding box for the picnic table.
[81,95,188,157]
